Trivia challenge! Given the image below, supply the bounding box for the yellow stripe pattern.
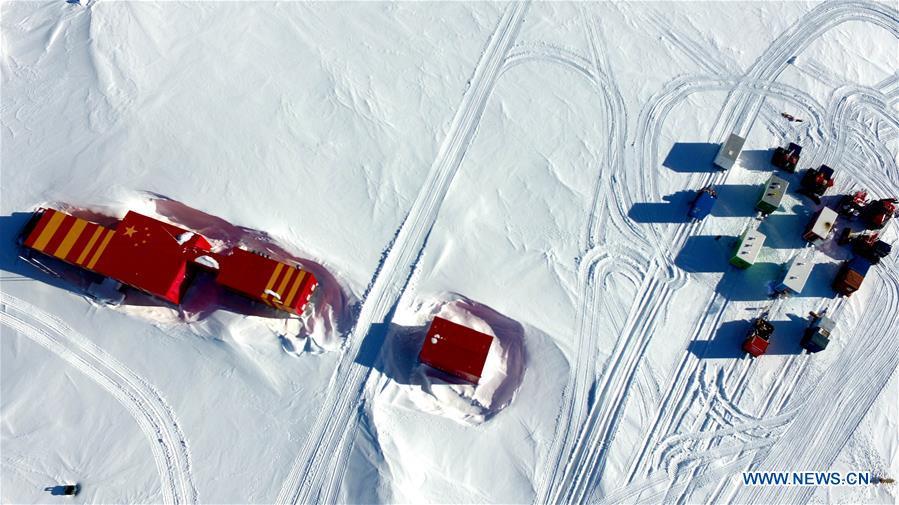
[282,270,307,310]
[261,263,284,303]
[53,219,87,260]
[271,268,294,305]
[76,227,105,265]
[86,229,115,270]
[32,211,66,252]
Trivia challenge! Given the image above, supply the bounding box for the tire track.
[0,293,197,504]
[273,4,529,503]
[612,5,896,501]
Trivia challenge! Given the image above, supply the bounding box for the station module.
[418,317,493,384]
[19,208,318,315]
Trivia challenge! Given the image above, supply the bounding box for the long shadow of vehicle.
[687,314,807,359]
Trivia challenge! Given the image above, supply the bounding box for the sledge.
[688,186,718,220]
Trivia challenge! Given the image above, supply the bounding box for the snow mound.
[378,294,526,425]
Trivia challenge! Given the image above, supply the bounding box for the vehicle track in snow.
[0,293,198,505]
[501,17,661,503]
[557,0,896,490]
[273,4,529,503]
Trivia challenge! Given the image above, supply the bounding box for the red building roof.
[22,208,318,315]
[91,211,212,304]
[214,248,318,315]
[22,208,114,272]
[418,316,493,384]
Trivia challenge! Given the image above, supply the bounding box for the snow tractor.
[801,310,835,353]
[772,142,802,172]
[836,190,869,218]
[688,186,718,220]
[861,197,898,230]
[742,313,774,357]
[838,230,892,264]
[797,165,835,205]
[833,257,872,297]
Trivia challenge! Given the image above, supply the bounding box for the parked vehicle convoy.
[18,208,319,315]
[797,165,835,205]
[743,314,774,357]
[772,142,802,172]
[801,310,835,353]
[689,186,718,220]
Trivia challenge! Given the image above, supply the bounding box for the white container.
[714,133,746,170]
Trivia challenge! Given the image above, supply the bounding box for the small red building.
[215,248,318,315]
[418,316,493,384]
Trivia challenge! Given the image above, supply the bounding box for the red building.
[216,248,318,315]
[20,208,317,314]
[418,317,493,384]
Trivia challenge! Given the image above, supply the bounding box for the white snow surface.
[2,1,898,504]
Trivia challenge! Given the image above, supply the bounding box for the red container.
[742,335,769,357]
[92,211,212,304]
[419,316,494,384]
[214,248,318,315]
[22,208,114,272]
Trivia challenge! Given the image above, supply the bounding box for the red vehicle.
[772,142,802,172]
[837,190,869,218]
[862,198,897,230]
[797,165,835,205]
[742,315,774,357]
[19,208,318,315]
[838,230,892,265]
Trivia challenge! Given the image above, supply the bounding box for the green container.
[730,229,766,269]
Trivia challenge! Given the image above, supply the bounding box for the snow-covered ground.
[2,1,898,503]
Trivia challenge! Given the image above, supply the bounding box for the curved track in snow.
[273,4,529,503]
[0,294,198,505]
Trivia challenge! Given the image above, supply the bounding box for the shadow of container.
[738,149,777,171]
[675,235,733,273]
[759,211,814,250]
[795,262,840,298]
[663,142,721,173]
[627,190,695,223]
[687,320,749,359]
[0,213,98,297]
[716,263,783,301]
[709,184,764,218]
